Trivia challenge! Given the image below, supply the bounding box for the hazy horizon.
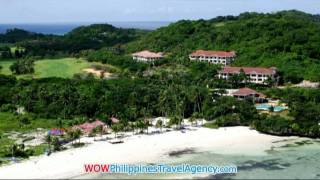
[0,0,320,24]
[0,21,173,34]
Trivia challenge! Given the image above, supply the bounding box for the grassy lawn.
[0,112,73,160]
[9,46,25,54]
[0,60,14,75]
[0,135,15,160]
[0,112,68,133]
[33,58,95,78]
[32,144,48,156]
[215,22,226,27]
[0,58,118,79]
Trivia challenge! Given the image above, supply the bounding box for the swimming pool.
[255,103,288,112]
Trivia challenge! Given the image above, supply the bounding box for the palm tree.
[52,137,61,151]
[156,120,163,132]
[45,134,52,153]
[169,116,183,129]
[91,128,97,141]
[97,125,104,137]
[74,129,82,144]
[111,124,123,138]
[129,122,136,135]
[136,120,147,134]
[67,130,75,145]
[144,120,150,134]
[188,116,196,127]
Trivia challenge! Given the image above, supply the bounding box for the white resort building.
[189,50,236,65]
[218,66,277,84]
[132,50,164,63]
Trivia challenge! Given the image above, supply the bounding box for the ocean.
[0,22,171,35]
[76,138,320,179]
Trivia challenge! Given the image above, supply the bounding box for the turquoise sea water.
[76,138,320,179]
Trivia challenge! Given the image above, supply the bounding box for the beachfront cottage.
[189,50,236,65]
[218,66,277,84]
[132,50,164,63]
[110,117,120,124]
[48,128,65,136]
[73,120,106,134]
[232,88,267,102]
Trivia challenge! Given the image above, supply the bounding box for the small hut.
[73,120,106,134]
[110,117,120,124]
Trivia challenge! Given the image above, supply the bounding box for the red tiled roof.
[190,50,236,58]
[111,117,120,124]
[73,120,106,133]
[90,120,105,127]
[132,50,163,58]
[219,66,276,75]
[232,88,266,98]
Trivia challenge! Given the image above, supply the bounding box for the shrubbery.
[9,59,34,74]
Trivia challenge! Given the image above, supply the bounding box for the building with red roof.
[232,88,267,102]
[132,50,164,63]
[218,66,277,84]
[110,117,120,124]
[189,50,236,65]
[73,120,106,134]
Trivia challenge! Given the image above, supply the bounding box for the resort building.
[218,66,277,84]
[110,117,120,124]
[73,120,106,134]
[232,88,267,102]
[189,50,236,65]
[132,50,164,63]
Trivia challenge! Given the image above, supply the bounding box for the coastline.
[0,126,299,179]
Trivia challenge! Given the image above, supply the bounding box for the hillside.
[0,28,47,43]
[63,24,147,52]
[0,24,148,56]
[127,10,320,82]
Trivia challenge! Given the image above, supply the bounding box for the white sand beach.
[0,126,296,179]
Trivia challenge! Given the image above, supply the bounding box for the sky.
[0,0,320,24]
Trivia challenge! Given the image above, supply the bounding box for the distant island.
[0,21,172,35]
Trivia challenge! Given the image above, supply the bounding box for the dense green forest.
[0,28,46,43]
[0,24,148,58]
[0,67,319,138]
[127,10,320,82]
[2,10,319,81]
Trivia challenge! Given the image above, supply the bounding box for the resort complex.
[231,87,267,102]
[132,50,164,63]
[218,66,277,84]
[222,87,288,111]
[188,49,277,85]
[0,7,320,180]
[189,50,236,65]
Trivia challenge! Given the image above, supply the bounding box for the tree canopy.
[127,10,320,81]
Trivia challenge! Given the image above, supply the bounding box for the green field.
[0,112,63,132]
[0,58,117,79]
[0,60,13,75]
[0,112,66,160]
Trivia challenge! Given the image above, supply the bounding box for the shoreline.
[0,126,300,179]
